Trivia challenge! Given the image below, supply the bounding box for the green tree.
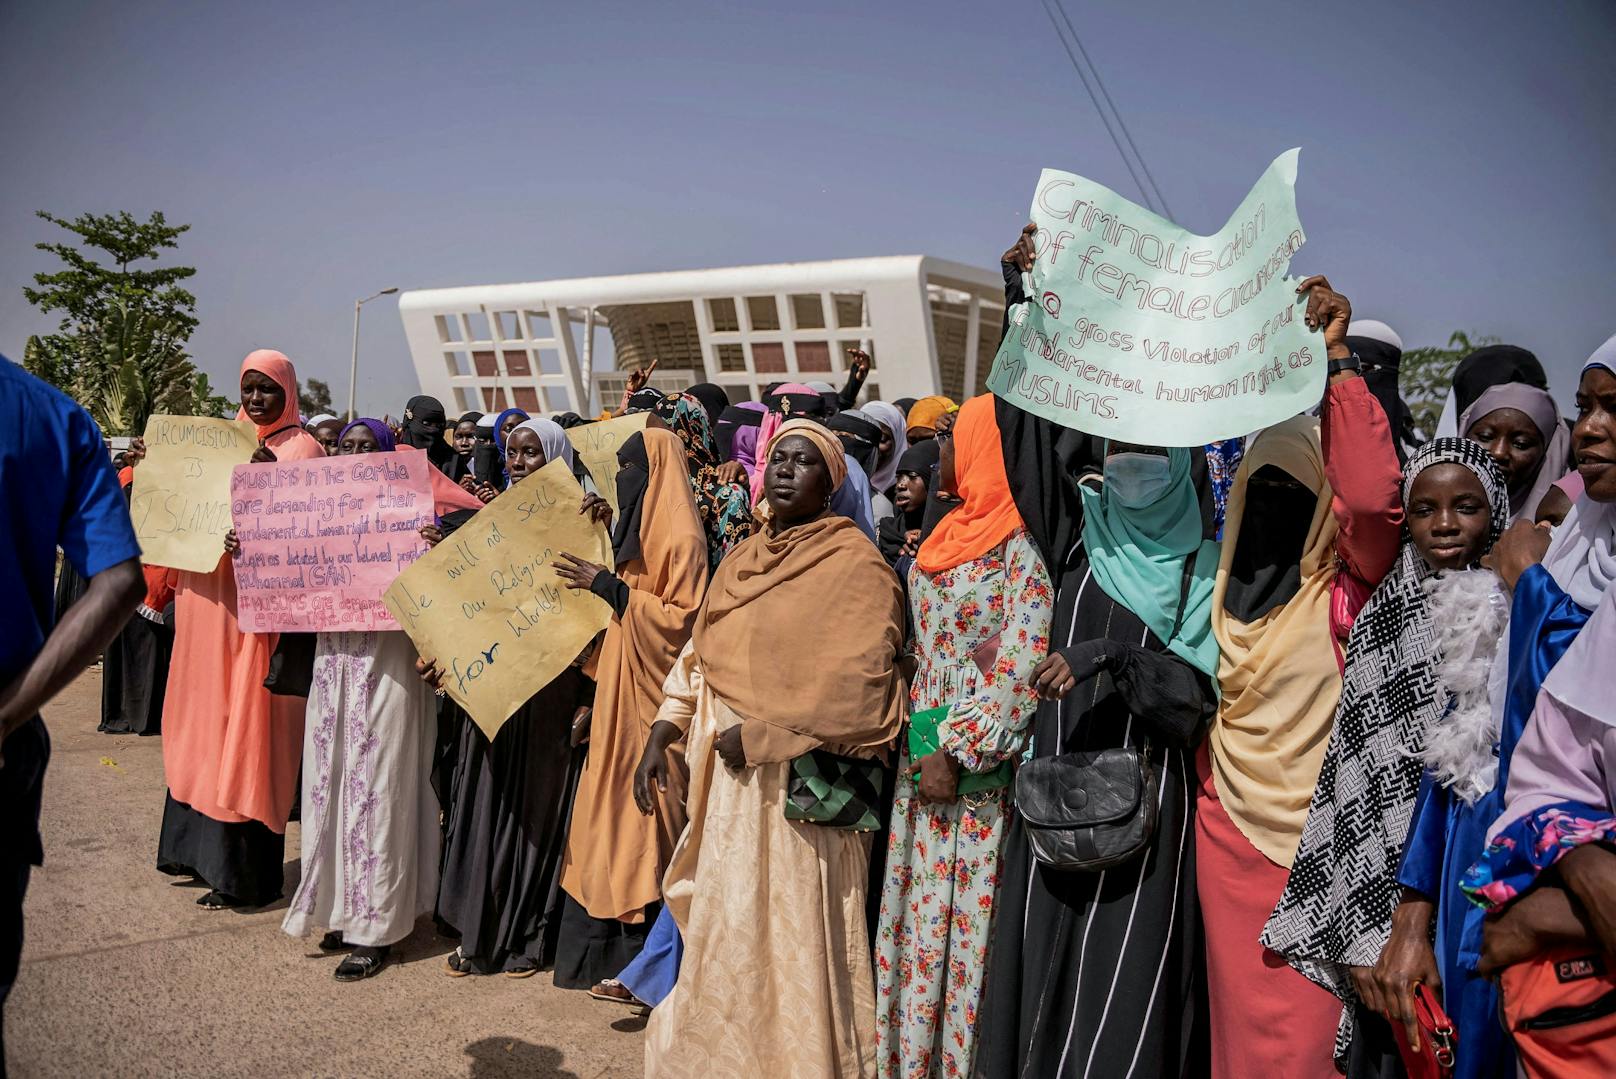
[20,209,227,430]
[1400,330,1498,440]
[299,377,335,419]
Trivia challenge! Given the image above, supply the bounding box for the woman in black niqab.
[401,395,455,470]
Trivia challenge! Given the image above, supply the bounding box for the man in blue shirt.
[0,356,143,1062]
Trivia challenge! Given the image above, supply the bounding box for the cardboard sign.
[383,459,612,740]
[987,149,1323,446]
[131,414,259,572]
[231,452,434,632]
[566,412,650,515]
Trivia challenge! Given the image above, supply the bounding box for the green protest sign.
[987,149,1323,446]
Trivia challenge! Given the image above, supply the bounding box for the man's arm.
[0,557,143,745]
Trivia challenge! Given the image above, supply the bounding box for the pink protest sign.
[231,452,435,633]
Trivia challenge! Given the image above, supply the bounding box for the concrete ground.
[5,672,646,1079]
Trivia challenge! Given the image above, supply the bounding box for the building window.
[795,341,832,372]
[790,294,825,329]
[466,311,492,341]
[716,343,746,372]
[503,351,531,376]
[481,387,509,410]
[455,388,480,412]
[524,310,552,339]
[436,314,462,343]
[472,351,499,377]
[708,297,739,332]
[445,351,472,376]
[746,296,781,332]
[752,342,787,373]
[833,292,867,329]
[513,386,540,411]
[495,311,521,340]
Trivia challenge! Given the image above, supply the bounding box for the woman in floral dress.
[875,394,1053,1078]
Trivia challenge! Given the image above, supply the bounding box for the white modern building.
[397,256,1005,416]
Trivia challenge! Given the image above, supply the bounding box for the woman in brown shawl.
[551,426,709,994]
[636,419,905,1077]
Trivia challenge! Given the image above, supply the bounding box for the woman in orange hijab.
[156,350,324,909]
[873,394,1054,1077]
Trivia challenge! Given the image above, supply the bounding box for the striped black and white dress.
[974,549,1215,1079]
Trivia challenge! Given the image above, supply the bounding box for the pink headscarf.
[237,349,303,438]
[751,382,819,501]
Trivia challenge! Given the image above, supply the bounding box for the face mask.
[1104,452,1172,508]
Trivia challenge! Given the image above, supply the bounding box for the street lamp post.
[346,287,399,420]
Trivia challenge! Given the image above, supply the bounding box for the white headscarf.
[509,417,574,470]
[861,400,909,493]
[1538,339,1616,610]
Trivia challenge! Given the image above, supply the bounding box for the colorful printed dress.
[875,528,1052,1078]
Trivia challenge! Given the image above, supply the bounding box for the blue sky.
[3,0,1612,416]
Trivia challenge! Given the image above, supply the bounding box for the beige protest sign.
[383,459,612,740]
[566,412,649,515]
[130,414,259,573]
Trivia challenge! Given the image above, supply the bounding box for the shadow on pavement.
[464,1037,580,1078]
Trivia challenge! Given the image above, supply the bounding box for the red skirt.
[1195,743,1341,1079]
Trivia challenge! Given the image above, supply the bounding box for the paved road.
[4,673,646,1078]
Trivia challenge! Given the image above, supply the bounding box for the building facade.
[397,255,1005,415]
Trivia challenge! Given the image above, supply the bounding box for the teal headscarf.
[1078,445,1220,678]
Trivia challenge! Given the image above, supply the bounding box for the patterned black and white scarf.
[1260,437,1509,1056]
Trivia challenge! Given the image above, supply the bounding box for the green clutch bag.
[907,705,1012,795]
[784,748,885,832]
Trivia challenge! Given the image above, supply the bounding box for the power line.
[1050,0,1174,220]
[1036,0,1173,221]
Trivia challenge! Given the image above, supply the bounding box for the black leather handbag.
[1016,744,1158,871]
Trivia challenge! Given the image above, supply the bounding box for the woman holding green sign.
[873,393,1053,1079]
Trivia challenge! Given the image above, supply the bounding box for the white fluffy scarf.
[1419,569,1509,803]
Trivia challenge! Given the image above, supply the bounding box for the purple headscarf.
[338,417,396,452]
[728,401,768,480]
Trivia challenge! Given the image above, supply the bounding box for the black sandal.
[334,946,389,982]
[319,931,349,953]
[196,890,239,910]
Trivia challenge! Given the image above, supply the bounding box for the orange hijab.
[236,349,303,438]
[915,394,1023,573]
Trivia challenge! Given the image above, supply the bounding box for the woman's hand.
[415,656,446,690]
[934,409,958,437]
[916,750,960,803]
[1348,966,1386,1018]
[900,529,923,558]
[1296,274,1352,362]
[1484,519,1553,592]
[459,474,479,492]
[223,528,241,557]
[634,720,683,812]
[714,460,747,488]
[125,436,147,467]
[618,358,660,412]
[552,552,606,591]
[715,724,747,771]
[1557,843,1616,957]
[473,482,499,504]
[845,348,872,384]
[579,492,614,529]
[1002,222,1037,272]
[1374,895,1441,1051]
[569,706,592,748]
[250,443,278,464]
[419,524,444,547]
[1030,642,1116,699]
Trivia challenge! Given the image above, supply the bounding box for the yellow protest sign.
[566,412,650,516]
[382,459,613,740]
[130,414,259,573]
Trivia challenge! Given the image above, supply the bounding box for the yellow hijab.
[1209,415,1342,867]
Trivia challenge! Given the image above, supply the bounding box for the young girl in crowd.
[1264,437,1511,1073]
[874,394,1053,1078]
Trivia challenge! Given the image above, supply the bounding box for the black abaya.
[436,670,591,974]
[99,612,172,735]
[974,553,1215,1079]
[157,794,286,906]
